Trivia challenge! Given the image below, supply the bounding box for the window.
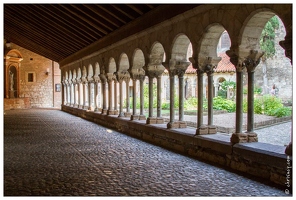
[26,72,36,83]
[28,73,34,82]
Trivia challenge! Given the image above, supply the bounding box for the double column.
[130,72,146,121]
[227,49,263,143]
[146,66,164,124]
[166,60,190,129]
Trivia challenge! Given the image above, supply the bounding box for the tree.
[260,16,279,58]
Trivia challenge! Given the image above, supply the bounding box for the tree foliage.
[260,16,279,58]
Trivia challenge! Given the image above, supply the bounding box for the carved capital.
[99,74,107,83]
[243,50,264,73]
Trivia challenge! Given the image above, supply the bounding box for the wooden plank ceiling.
[4,4,199,63]
[4,4,160,62]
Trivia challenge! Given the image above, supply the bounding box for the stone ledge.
[233,142,289,169]
[61,105,290,187]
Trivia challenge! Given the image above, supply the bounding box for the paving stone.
[4,109,290,196]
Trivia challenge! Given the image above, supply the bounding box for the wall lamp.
[46,68,50,75]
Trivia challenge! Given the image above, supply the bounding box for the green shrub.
[213,96,236,112]
[272,107,292,117]
[218,89,227,98]
[262,95,283,115]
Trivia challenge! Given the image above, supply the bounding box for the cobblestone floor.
[4,109,290,196]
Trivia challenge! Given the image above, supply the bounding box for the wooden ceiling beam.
[71,5,115,32]
[111,5,136,20]
[83,5,121,28]
[32,4,92,45]
[4,9,78,55]
[96,5,127,24]
[60,4,108,35]
[50,5,102,40]
[127,5,144,15]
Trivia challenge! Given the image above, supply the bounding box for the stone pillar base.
[146,117,157,124]
[78,105,83,109]
[107,110,115,115]
[131,115,139,120]
[208,125,217,134]
[231,132,248,143]
[179,121,187,128]
[246,131,258,142]
[73,104,79,108]
[101,109,108,115]
[118,112,124,117]
[124,112,132,117]
[156,117,164,124]
[83,106,88,110]
[139,115,147,120]
[94,108,102,113]
[196,125,208,135]
[88,106,94,111]
[114,110,119,115]
[167,121,179,129]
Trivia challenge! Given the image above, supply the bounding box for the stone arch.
[88,64,94,78]
[108,57,117,73]
[82,66,87,78]
[77,67,82,79]
[95,62,100,76]
[149,42,166,65]
[198,23,226,59]
[118,53,130,72]
[171,34,192,61]
[132,49,145,69]
[238,9,278,56]
[72,69,77,79]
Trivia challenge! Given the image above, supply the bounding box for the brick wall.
[4,98,31,110]
[7,44,61,108]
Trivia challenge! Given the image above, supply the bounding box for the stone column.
[67,82,71,106]
[84,82,89,110]
[63,82,67,105]
[244,50,264,142]
[146,75,155,124]
[167,71,176,128]
[118,79,124,117]
[131,79,139,120]
[178,71,185,122]
[94,81,98,112]
[156,75,162,118]
[206,66,217,134]
[139,76,146,120]
[156,75,164,124]
[196,68,207,134]
[232,65,245,142]
[107,75,114,115]
[88,81,93,111]
[100,77,107,114]
[125,77,131,117]
[78,82,83,109]
[214,83,219,97]
[114,80,118,115]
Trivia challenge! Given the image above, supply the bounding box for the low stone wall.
[62,105,292,188]
[4,98,31,110]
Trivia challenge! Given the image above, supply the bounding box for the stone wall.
[62,105,291,187]
[4,98,31,110]
[8,44,61,108]
[254,17,292,103]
